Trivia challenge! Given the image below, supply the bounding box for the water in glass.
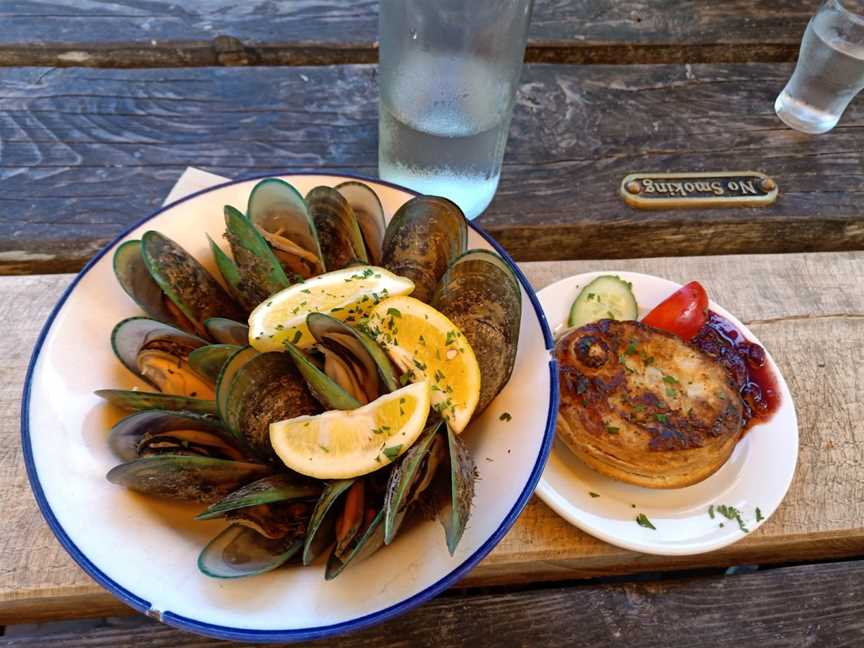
[379,51,514,219]
[775,1,864,134]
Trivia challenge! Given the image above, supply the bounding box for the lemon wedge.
[366,296,480,433]
[269,381,431,479]
[248,266,414,351]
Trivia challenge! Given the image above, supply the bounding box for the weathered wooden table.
[2,2,864,646]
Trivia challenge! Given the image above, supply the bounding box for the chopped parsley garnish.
[499,412,512,422]
[290,330,302,344]
[589,491,600,498]
[715,504,749,532]
[662,375,679,384]
[625,341,638,355]
[413,358,427,371]
[605,424,620,434]
[383,445,402,461]
[708,504,715,519]
[318,444,329,453]
[636,513,656,530]
[665,386,677,398]
[654,413,668,423]
[387,307,402,318]
[371,425,390,435]
[301,288,311,294]
[587,293,596,301]
[434,369,445,383]
[756,507,764,522]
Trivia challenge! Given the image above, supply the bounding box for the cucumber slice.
[568,275,638,328]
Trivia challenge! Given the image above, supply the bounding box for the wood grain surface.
[1,251,862,623]
[4,561,864,647]
[2,64,863,275]
[0,1,813,68]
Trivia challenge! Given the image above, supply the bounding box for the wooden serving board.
[1,251,862,623]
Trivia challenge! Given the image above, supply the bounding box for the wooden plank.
[2,64,863,276]
[0,1,813,67]
[0,251,862,622]
[4,561,864,646]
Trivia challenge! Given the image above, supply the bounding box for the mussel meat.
[111,317,213,399]
[247,178,324,278]
[108,410,243,462]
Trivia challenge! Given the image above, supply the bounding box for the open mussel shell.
[335,181,386,265]
[113,240,184,328]
[443,426,476,555]
[432,249,522,414]
[106,455,271,503]
[198,525,303,579]
[219,349,321,458]
[384,422,446,545]
[303,479,355,566]
[189,344,241,384]
[306,186,368,271]
[307,312,399,397]
[247,178,324,278]
[108,410,241,462]
[284,343,361,411]
[325,507,386,580]
[196,475,321,521]
[111,317,213,399]
[141,231,244,335]
[204,317,249,346]
[223,205,292,306]
[95,389,217,416]
[381,196,467,303]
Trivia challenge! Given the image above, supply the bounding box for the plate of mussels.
[21,173,557,641]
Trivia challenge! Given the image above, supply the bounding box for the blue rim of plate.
[20,171,559,643]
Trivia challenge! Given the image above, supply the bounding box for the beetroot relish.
[690,311,780,431]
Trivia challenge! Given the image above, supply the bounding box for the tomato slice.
[641,281,709,340]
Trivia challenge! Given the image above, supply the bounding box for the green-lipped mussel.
[381,195,467,303]
[101,177,519,580]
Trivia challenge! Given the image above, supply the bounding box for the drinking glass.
[775,0,864,134]
[378,0,534,220]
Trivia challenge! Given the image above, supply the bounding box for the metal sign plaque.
[620,171,778,209]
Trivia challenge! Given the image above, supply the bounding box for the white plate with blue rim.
[21,173,558,642]
[535,271,798,556]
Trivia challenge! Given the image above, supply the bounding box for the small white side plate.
[536,271,798,556]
